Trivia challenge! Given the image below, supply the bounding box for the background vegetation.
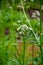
[0,0,43,65]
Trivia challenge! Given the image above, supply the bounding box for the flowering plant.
[0,0,43,65]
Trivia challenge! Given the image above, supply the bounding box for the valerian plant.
[20,0,43,65]
[0,0,43,65]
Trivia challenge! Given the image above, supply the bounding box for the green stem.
[40,2,43,65]
[32,43,34,65]
[21,0,40,46]
[40,45,43,65]
[23,36,26,65]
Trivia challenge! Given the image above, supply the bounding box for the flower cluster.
[41,6,43,10]
[31,10,40,21]
[17,24,32,35]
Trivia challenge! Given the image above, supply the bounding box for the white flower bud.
[35,10,40,16]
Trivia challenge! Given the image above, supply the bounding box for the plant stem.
[32,43,34,65]
[23,36,26,65]
[40,2,43,65]
[39,45,43,65]
[21,0,40,46]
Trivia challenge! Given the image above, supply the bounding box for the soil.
[17,43,40,65]
[17,42,40,57]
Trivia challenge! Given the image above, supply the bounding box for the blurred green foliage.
[0,0,43,10]
[0,0,43,65]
